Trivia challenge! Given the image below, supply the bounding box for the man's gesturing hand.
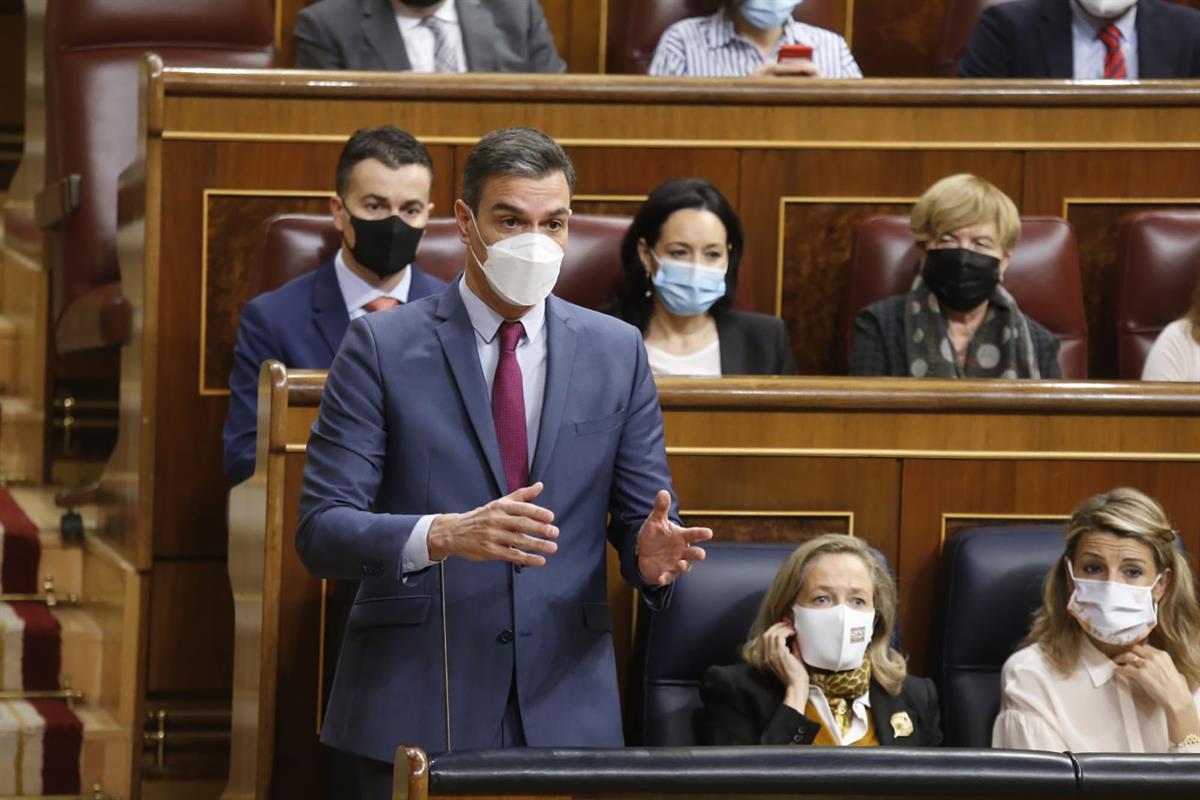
[427,482,559,566]
[636,490,713,586]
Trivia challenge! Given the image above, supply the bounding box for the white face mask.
[791,603,875,672]
[1076,0,1137,19]
[1066,559,1161,647]
[468,210,565,307]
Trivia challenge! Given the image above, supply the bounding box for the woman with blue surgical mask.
[614,178,796,377]
[994,487,1200,753]
[648,0,862,79]
[699,534,942,746]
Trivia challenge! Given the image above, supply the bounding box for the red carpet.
[0,491,80,794]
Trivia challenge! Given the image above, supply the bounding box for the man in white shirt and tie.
[295,0,566,74]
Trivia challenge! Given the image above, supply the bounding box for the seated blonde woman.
[994,488,1200,753]
[700,534,941,746]
[850,174,1061,379]
[1142,280,1200,381]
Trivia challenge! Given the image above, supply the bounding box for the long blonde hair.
[1026,487,1200,688]
[741,535,908,695]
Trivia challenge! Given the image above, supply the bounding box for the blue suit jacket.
[297,279,678,760]
[959,0,1200,78]
[222,259,447,484]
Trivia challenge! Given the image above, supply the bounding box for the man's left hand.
[636,490,713,586]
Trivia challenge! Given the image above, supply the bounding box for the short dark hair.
[616,178,744,331]
[335,126,432,197]
[461,127,576,213]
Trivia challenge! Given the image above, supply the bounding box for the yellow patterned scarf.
[808,656,872,703]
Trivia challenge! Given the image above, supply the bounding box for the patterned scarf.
[902,277,1041,379]
[808,656,873,703]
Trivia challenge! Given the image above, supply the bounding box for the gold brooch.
[890,711,914,738]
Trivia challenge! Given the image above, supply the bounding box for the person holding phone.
[649,0,862,78]
[699,535,941,747]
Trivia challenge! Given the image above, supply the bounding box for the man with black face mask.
[849,174,1061,380]
[222,126,448,485]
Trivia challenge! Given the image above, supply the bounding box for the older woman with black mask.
[850,174,1061,379]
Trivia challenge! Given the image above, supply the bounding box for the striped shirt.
[648,10,863,79]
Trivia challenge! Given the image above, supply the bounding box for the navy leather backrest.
[629,540,894,746]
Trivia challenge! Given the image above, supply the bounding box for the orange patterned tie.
[1099,23,1127,80]
[362,296,401,314]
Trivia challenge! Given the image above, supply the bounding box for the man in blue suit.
[222,126,448,484]
[298,127,712,797]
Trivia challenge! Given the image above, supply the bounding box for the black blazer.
[848,295,1062,379]
[699,662,942,747]
[959,0,1200,78]
[294,0,566,73]
[716,310,798,376]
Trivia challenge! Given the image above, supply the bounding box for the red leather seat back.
[1115,210,1200,379]
[938,0,1013,76]
[842,215,1088,378]
[45,0,276,319]
[259,213,630,310]
[605,0,846,74]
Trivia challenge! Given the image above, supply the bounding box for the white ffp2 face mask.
[469,211,565,307]
[1077,0,1137,19]
[1066,559,1161,646]
[791,604,875,672]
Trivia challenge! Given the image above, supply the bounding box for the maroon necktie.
[1099,23,1127,80]
[362,296,401,313]
[492,321,528,493]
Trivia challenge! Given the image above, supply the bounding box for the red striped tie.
[362,296,400,313]
[1099,23,1127,80]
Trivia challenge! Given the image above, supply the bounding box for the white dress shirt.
[645,339,722,378]
[993,641,1200,753]
[1142,318,1200,382]
[334,249,412,319]
[395,1,467,73]
[402,276,549,573]
[1070,0,1139,79]
[807,685,872,746]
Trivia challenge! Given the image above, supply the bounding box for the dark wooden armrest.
[55,480,106,509]
[34,174,81,228]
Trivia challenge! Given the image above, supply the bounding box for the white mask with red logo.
[791,604,875,672]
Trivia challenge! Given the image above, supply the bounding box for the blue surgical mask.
[651,257,728,317]
[739,0,803,30]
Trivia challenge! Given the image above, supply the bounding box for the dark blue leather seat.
[627,540,895,746]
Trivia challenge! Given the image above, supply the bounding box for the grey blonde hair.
[1026,487,1200,689]
[910,173,1021,253]
[741,534,908,695]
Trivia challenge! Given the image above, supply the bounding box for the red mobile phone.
[778,44,814,63]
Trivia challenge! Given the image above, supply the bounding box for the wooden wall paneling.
[851,0,946,77]
[148,559,236,693]
[0,0,23,191]
[541,0,603,74]
[738,149,1024,373]
[1022,150,1200,378]
[897,459,1200,676]
[275,0,313,69]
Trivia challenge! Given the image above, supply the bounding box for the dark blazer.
[221,259,447,484]
[294,0,566,73]
[716,310,798,376]
[848,294,1062,379]
[959,0,1200,78]
[699,662,942,747]
[297,278,677,759]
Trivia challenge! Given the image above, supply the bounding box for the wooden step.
[56,608,102,705]
[77,704,134,800]
[0,396,44,486]
[5,487,90,597]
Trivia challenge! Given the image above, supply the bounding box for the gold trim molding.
[667,446,1200,461]
[1061,196,1200,220]
[686,508,856,536]
[939,512,1070,548]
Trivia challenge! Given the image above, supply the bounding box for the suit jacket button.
[497,629,514,644]
[514,564,525,573]
[792,733,804,743]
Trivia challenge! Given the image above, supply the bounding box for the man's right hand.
[426,482,560,566]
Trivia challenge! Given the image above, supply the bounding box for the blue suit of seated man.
[296,127,713,777]
[222,126,448,485]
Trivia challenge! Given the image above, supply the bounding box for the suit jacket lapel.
[1039,0,1074,78]
[1136,0,1171,78]
[434,282,507,495]
[869,682,898,745]
[530,297,577,483]
[312,260,349,360]
[455,0,497,72]
[362,0,412,71]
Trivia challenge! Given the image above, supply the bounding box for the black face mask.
[344,211,425,279]
[401,0,442,7]
[920,247,1001,312]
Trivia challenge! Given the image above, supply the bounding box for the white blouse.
[645,339,722,378]
[993,641,1200,753]
[1142,318,1200,381]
